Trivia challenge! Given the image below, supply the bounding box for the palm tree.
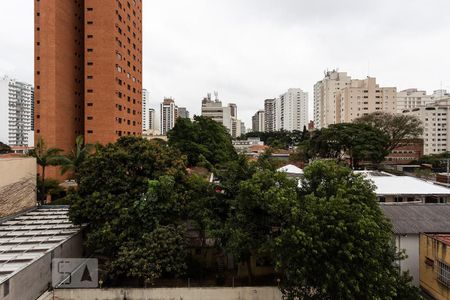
[59,135,93,182]
[30,136,63,201]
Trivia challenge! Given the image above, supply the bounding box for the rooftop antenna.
[214,91,219,102]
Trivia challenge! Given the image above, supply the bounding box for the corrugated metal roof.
[0,206,81,284]
[381,203,450,234]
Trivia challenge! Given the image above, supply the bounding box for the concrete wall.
[54,287,282,300]
[395,234,420,286]
[0,157,36,217]
[0,232,83,300]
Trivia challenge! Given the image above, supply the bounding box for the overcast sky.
[1,1,450,126]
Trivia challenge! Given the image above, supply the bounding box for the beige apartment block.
[314,70,397,127]
[337,77,397,123]
[397,88,433,113]
[403,98,450,155]
[314,70,351,129]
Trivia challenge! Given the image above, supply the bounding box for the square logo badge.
[52,258,98,288]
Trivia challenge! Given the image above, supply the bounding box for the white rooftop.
[0,206,81,284]
[277,164,304,175]
[356,171,450,196]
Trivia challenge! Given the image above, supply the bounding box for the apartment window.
[87,116,93,120]
[87,35,93,38]
[87,21,94,25]
[37,56,40,60]
[37,12,40,16]
[87,7,93,11]
[37,27,40,31]
[87,76,93,79]
[87,130,93,134]
[87,62,93,66]
[87,48,93,52]
[87,103,93,106]
[438,260,450,287]
[87,89,93,93]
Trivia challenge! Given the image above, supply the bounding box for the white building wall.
[142,89,150,131]
[395,234,420,286]
[275,89,308,131]
[0,77,33,146]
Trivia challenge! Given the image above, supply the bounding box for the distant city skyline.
[1,1,450,126]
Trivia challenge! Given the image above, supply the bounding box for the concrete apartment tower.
[160,98,176,136]
[337,77,397,123]
[252,110,265,132]
[0,77,34,147]
[34,0,143,151]
[264,98,276,132]
[275,88,308,131]
[314,70,352,129]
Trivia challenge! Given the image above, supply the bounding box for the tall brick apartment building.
[34,0,143,154]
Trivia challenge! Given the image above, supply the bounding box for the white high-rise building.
[160,98,177,135]
[142,89,150,131]
[403,97,450,155]
[396,89,433,113]
[0,76,34,146]
[274,88,308,131]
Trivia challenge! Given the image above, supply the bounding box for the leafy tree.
[68,137,188,284]
[355,112,423,151]
[58,135,93,182]
[0,141,12,154]
[273,160,420,300]
[244,130,306,149]
[168,116,237,167]
[30,136,63,201]
[224,169,298,283]
[308,123,390,167]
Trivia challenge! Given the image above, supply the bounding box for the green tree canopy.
[68,137,188,284]
[273,160,420,299]
[168,116,237,167]
[307,123,390,167]
[58,135,93,182]
[354,112,423,151]
[0,141,12,154]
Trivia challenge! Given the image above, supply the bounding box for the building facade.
[0,77,34,147]
[252,110,265,132]
[34,0,143,151]
[403,98,450,155]
[420,233,450,299]
[160,98,176,135]
[275,88,308,131]
[396,88,433,113]
[177,107,190,119]
[201,93,232,131]
[264,98,276,132]
[314,70,397,128]
[336,77,397,123]
[314,70,352,129]
[142,88,150,130]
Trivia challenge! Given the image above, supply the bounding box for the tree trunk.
[246,256,253,285]
[41,165,46,204]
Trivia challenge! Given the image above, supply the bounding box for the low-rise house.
[357,171,450,203]
[420,233,450,299]
[232,138,264,154]
[277,164,304,178]
[381,204,450,286]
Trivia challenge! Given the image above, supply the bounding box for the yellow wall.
[420,234,450,299]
